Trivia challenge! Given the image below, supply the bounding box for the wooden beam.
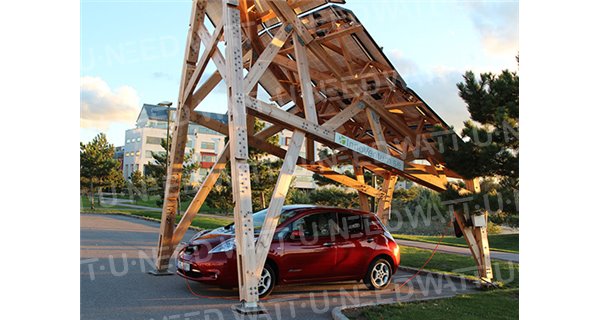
[453,210,482,267]
[266,0,313,45]
[198,23,227,76]
[316,25,364,44]
[365,108,390,154]
[190,71,222,110]
[466,178,493,282]
[254,130,305,272]
[243,23,292,94]
[223,0,259,307]
[352,157,371,212]
[155,0,207,273]
[182,22,224,103]
[322,99,366,131]
[172,143,230,245]
[377,175,397,225]
[293,33,319,163]
[187,99,386,199]
[365,107,399,224]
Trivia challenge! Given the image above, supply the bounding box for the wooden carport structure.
[152,0,493,311]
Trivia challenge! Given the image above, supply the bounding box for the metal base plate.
[234,304,267,315]
[148,270,174,276]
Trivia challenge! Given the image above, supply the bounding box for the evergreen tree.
[145,134,200,207]
[437,61,519,226]
[80,133,121,210]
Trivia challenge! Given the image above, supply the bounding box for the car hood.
[189,226,234,245]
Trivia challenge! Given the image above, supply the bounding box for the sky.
[80,0,519,146]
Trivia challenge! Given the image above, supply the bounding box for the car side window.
[291,212,337,240]
[338,213,366,239]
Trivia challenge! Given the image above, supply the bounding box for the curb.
[396,266,481,287]
[331,294,456,320]
[80,211,204,232]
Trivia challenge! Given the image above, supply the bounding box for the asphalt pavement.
[81,214,479,320]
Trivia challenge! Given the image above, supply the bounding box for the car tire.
[258,263,276,298]
[364,258,392,290]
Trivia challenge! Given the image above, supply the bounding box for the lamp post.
[157,101,177,214]
[157,101,173,168]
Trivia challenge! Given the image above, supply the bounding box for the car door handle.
[323,242,335,247]
[366,238,374,243]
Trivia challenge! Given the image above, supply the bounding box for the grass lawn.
[346,246,519,319]
[394,233,519,253]
[344,288,519,320]
[80,196,231,231]
[399,246,519,288]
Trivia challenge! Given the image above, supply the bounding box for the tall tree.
[145,135,200,207]
[206,120,281,212]
[438,63,519,225]
[80,133,120,210]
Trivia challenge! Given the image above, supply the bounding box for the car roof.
[281,204,372,216]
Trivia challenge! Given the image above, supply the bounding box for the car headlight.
[208,238,236,254]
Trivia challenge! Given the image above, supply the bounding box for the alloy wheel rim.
[257,268,272,295]
[371,262,390,287]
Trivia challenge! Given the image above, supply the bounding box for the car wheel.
[364,258,392,290]
[258,264,276,298]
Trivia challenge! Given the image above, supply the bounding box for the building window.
[201,154,216,162]
[135,164,139,172]
[136,151,140,156]
[136,137,141,142]
[285,137,291,146]
[186,140,194,148]
[146,136,162,145]
[126,139,131,144]
[200,141,216,150]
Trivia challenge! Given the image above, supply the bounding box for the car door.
[280,211,337,282]
[334,212,373,278]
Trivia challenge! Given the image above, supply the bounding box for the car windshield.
[252,208,298,232]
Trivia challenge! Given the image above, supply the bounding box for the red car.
[176,205,400,297]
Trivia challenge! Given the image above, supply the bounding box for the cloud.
[151,71,173,80]
[407,69,471,133]
[388,49,421,78]
[467,2,519,56]
[80,76,140,130]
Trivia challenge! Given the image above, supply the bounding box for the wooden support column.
[154,0,207,273]
[223,0,259,309]
[352,157,371,212]
[377,175,398,225]
[454,178,493,283]
[468,178,493,282]
[366,108,399,224]
[293,33,319,163]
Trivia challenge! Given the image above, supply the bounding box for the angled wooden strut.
[155,0,494,306]
[154,0,207,273]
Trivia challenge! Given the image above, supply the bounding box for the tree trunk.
[90,181,95,210]
[260,191,265,209]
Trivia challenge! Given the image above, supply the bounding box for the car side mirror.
[289,230,301,240]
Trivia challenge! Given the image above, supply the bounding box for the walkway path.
[395,239,519,262]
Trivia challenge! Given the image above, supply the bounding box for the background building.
[278,130,317,189]
[113,146,124,171]
[123,104,227,185]
[123,103,317,189]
